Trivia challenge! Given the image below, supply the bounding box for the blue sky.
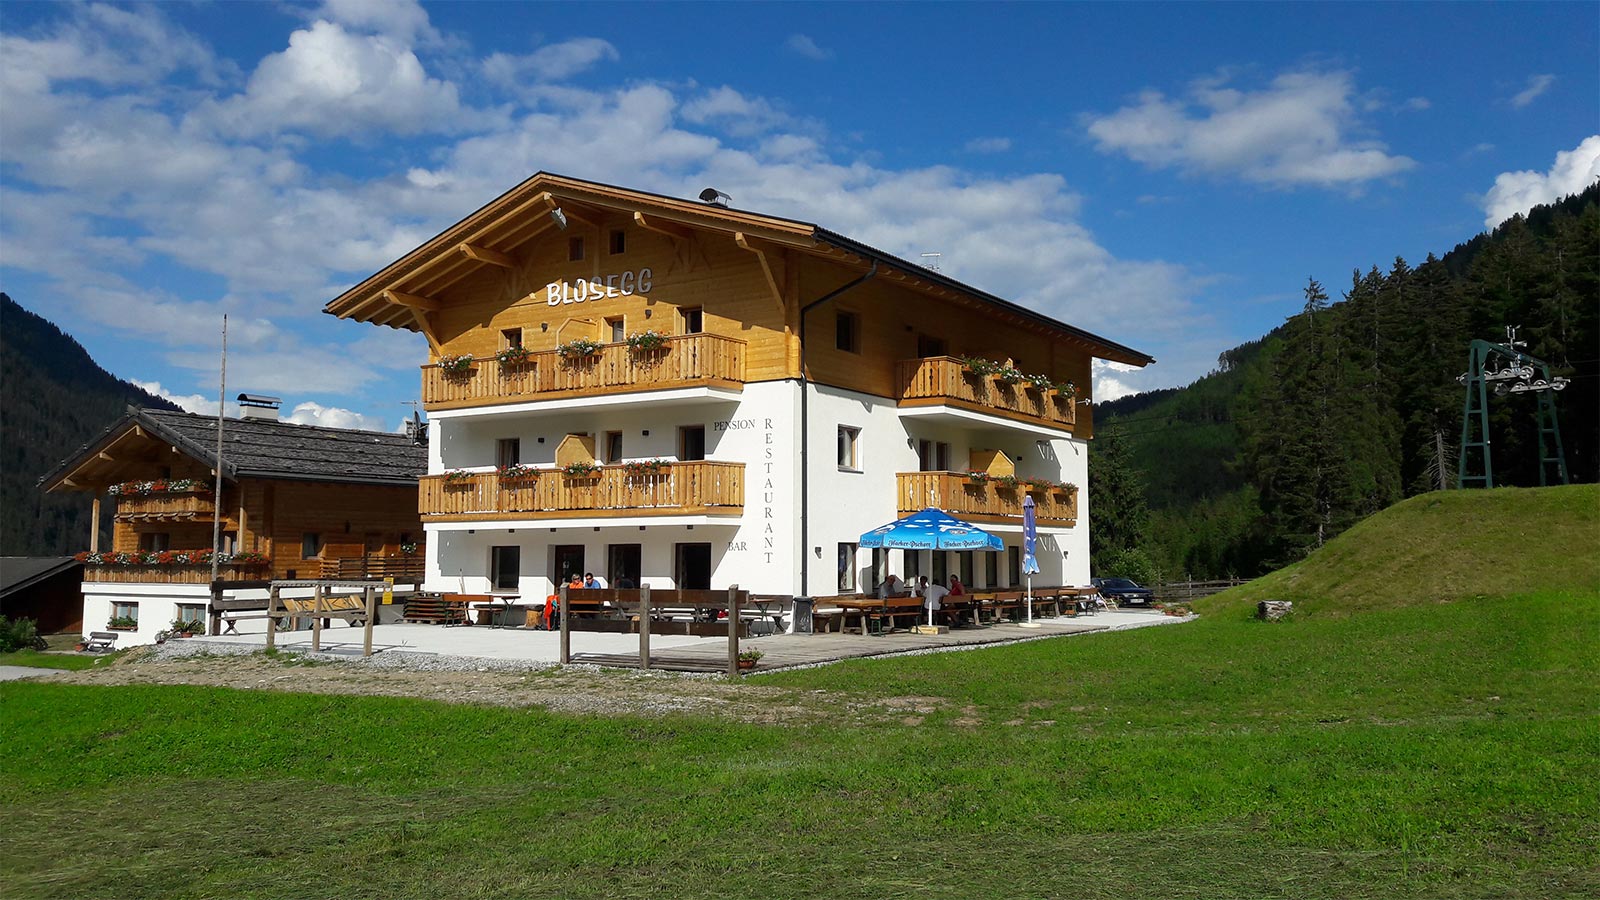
[2,1,1596,431]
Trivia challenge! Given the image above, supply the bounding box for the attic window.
[609,229,626,255]
[568,236,585,261]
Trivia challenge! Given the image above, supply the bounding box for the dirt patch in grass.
[37,649,949,726]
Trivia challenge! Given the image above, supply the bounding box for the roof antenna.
[919,252,942,272]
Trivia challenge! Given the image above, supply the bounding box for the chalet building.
[40,403,426,644]
[326,173,1152,608]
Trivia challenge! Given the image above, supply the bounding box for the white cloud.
[681,86,797,137]
[204,20,472,138]
[1510,74,1555,109]
[1085,69,1416,189]
[1481,135,1600,228]
[134,381,234,417]
[482,37,619,86]
[283,401,392,432]
[964,136,1012,153]
[785,34,832,61]
[315,0,439,44]
[1402,96,1430,111]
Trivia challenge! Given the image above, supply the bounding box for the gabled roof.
[0,557,80,598]
[323,171,1154,367]
[40,408,426,493]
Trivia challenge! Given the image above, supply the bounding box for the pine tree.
[1088,426,1150,561]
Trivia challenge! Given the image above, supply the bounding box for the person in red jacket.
[948,574,966,596]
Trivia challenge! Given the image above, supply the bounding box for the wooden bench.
[403,593,473,624]
[82,631,119,653]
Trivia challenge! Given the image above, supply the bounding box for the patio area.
[185,607,1186,672]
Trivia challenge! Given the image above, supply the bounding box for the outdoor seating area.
[810,585,1108,634]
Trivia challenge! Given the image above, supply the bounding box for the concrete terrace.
[184,608,1187,672]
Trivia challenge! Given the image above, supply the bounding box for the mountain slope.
[0,294,181,555]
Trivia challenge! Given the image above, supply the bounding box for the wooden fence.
[1153,579,1246,603]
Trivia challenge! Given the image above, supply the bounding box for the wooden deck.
[570,617,1116,673]
[897,356,1077,430]
[897,471,1078,526]
[420,460,743,520]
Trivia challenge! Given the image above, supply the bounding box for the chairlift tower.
[1456,326,1570,489]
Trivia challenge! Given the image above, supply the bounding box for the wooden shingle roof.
[40,408,426,492]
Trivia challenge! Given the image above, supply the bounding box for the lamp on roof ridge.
[550,207,569,230]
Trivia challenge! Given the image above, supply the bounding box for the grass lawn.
[0,646,117,671]
[3,589,1595,899]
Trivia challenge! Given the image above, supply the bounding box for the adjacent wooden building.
[39,404,426,643]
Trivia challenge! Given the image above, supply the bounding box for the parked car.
[1093,577,1155,606]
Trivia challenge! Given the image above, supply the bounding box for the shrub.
[0,616,39,653]
[1100,546,1162,587]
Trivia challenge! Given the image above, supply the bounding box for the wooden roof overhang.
[39,414,220,495]
[324,172,1154,368]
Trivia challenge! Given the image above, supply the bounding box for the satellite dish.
[699,188,732,208]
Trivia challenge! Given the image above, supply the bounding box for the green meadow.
[3,486,1596,899]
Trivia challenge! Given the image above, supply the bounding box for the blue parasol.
[859,508,1004,551]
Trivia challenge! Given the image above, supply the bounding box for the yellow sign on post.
[383,577,394,605]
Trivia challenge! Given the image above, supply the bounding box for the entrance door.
[608,543,641,586]
[674,542,711,590]
[551,544,585,588]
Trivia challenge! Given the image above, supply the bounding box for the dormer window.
[568,236,585,261]
[609,229,626,255]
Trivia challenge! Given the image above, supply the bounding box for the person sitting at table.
[584,571,607,589]
[877,573,905,599]
[568,573,583,589]
[948,574,966,596]
[615,574,636,590]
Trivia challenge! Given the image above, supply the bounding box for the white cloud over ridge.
[4,2,1215,415]
[1085,69,1415,189]
[785,34,832,61]
[1482,135,1600,228]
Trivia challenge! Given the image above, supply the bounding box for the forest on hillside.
[1091,185,1599,583]
[0,294,181,556]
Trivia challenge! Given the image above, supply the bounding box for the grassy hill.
[1199,484,1599,618]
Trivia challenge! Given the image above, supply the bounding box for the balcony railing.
[318,555,426,581]
[420,461,744,520]
[897,471,1078,526]
[113,490,216,522]
[422,333,747,409]
[896,357,1076,430]
[82,562,270,584]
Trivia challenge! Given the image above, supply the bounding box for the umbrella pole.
[1026,574,1033,623]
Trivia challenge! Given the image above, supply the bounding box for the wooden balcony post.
[727,586,740,677]
[558,584,570,664]
[89,496,101,553]
[311,583,325,652]
[639,584,652,670]
[265,584,279,651]
[362,585,375,658]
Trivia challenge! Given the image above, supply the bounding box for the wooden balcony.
[82,563,269,584]
[420,461,744,521]
[422,333,746,410]
[318,555,426,581]
[897,471,1078,527]
[113,491,216,522]
[896,357,1077,431]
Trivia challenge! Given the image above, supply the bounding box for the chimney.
[236,393,282,421]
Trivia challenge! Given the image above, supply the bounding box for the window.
[607,544,641,587]
[680,306,703,334]
[1008,546,1021,587]
[139,532,170,552]
[112,601,138,624]
[837,426,860,470]
[501,327,523,350]
[871,549,886,593]
[835,311,859,353]
[917,334,948,358]
[918,440,950,472]
[674,543,711,590]
[497,438,521,469]
[838,543,857,592]
[552,545,584,587]
[603,431,624,464]
[301,532,321,559]
[609,229,626,255]
[568,236,585,261]
[932,552,948,586]
[905,550,923,583]
[959,551,975,587]
[490,545,521,592]
[985,551,998,589]
[606,317,625,343]
[176,604,205,626]
[680,425,706,461]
